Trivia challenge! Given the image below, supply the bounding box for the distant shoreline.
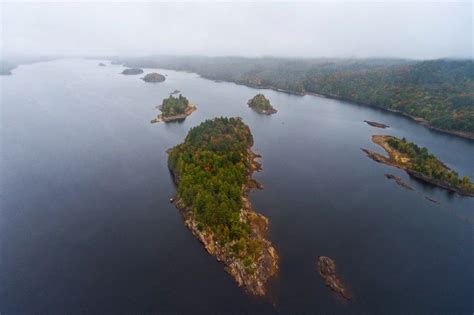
[4,57,472,141]
[115,59,474,141]
[200,77,474,141]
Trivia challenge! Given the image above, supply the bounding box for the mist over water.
[1,59,472,313]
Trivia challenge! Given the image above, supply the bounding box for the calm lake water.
[1,59,473,314]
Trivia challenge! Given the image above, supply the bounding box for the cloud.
[1,1,472,59]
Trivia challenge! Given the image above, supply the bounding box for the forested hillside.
[116,56,474,136]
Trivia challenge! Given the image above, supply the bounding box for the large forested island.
[362,135,474,196]
[167,117,278,295]
[248,94,277,115]
[151,94,196,123]
[115,56,474,139]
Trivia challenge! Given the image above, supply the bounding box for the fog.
[1,1,472,60]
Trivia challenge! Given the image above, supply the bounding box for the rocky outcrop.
[364,120,389,128]
[317,256,351,300]
[98,63,107,67]
[142,72,166,83]
[121,68,144,75]
[384,174,414,191]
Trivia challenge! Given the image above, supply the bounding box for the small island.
[151,94,196,123]
[247,94,277,115]
[98,62,107,67]
[121,68,144,75]
[170,89,180,95]
[142,72,165,83]
[317,256,351,300]
[167,117,278,296]
[362,135,474,196]
[364,120,389,128]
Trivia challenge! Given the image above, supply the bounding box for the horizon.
[3,54,473,62]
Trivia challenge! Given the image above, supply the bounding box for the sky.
[1,1,472,60]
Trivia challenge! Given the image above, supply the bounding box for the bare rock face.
[142,72,166,83]
[317,256,351,300]
[121,68,144,75]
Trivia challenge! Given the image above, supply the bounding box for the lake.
[1,59,473,314]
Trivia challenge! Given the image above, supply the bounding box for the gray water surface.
[1,59,473,314]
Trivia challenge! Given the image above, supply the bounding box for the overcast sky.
[1,1,472,59]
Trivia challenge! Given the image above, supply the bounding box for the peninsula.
[142,72,165,82]
[247,94,277,115]
[167,117,278,296]
[362,135,474,196]
[150,94,196,123]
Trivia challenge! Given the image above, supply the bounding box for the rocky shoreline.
[168,148,278,296]
[406,170,474,197]
[251,107,277,115]
[150,104,196,123]
[362,135,474,197]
